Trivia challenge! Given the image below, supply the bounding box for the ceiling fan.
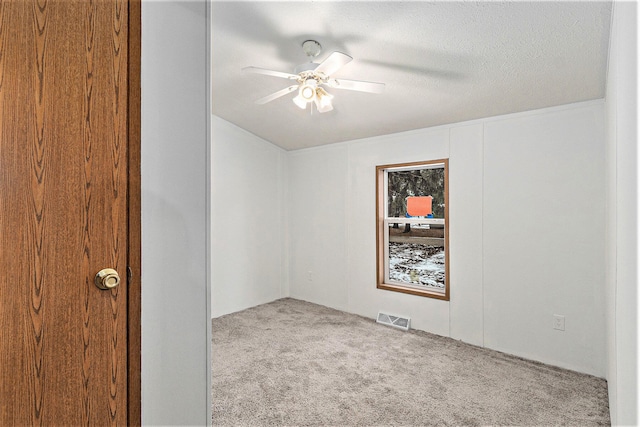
[242,40,385,113]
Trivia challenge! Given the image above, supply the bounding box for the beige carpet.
[212,298,609,426]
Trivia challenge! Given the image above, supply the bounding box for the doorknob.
[95,268,121,290]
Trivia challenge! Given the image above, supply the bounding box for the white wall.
[142,1,210,425]
[288,144,350,311]
[288,101,607,377]
[482,105,606,374]
[211,117,288,317]
[605,2,638,425]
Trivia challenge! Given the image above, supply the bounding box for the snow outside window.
[375,159,449,300]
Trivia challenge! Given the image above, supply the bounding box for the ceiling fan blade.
[242,66,298,80]
[326,78,385,94]
[314,51,352,76]
[255,85,298,105]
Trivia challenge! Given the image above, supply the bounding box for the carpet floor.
[212,298,609,426]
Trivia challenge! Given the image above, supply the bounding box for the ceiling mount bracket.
[302,40,322,59]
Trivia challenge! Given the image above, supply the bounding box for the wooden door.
[0,0,140,425]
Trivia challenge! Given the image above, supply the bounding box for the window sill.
[377,282,450,301]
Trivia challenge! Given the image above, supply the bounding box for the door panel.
[0,1,130,424]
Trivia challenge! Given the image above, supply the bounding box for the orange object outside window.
[406,196,433,217]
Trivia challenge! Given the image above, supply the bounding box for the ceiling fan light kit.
[243,39,385,114]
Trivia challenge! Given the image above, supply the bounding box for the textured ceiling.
[212,1,612,151]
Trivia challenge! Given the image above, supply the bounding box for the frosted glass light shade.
[293,94,308,109]
[293,79,318,109]
[315,88,334,113]
[301,85,315,100]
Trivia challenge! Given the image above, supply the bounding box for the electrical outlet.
[307,271,313,282]
[553,314,565,331]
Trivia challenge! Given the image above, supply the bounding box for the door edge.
[127,0,142,425]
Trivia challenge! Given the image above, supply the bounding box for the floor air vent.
[376,312,410,331]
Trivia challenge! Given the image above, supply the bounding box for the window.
[376,160,449,300]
